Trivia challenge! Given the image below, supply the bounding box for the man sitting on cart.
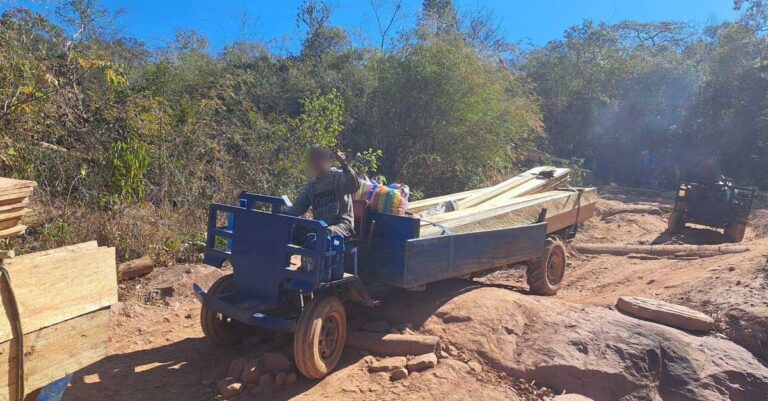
[285,145,360,238]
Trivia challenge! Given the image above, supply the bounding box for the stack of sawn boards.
[409,166,598,238]
[0,241,116,399]
[0,178,36,239]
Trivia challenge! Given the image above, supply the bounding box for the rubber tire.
[667,211,684,234]
[294,295,347,379]
[200,274,248,346]
[526,238,567,296]
[724,223,747,243]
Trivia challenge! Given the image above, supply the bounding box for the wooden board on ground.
[0,308,109,399]
[616,296,715,332]
[0,243,117,342]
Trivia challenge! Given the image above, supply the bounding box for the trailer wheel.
[294,295,347,379]
[526,238,566,296]
[667,211,684,234]
[201,274,248,346]
[724,223,747,243]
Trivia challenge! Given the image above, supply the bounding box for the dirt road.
[62,186,768,401]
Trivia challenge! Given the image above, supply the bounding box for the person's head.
[308,145,333,178]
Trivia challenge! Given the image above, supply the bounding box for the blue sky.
[6,0,739,53]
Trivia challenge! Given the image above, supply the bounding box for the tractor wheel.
[294,294,347,379]
[526,238,567,296]
[667,211,684,234]
[201,274,248,346]
[724,223,747,243]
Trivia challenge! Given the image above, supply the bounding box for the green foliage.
[351,148,386,183]
[295,90,345,148]
[357,36,542,195]
[106,140,150,203]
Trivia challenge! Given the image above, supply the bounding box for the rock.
[390,368,409,381]
[368,356,407,373]
[217,378,243,398]
[258,373,273,386]
[552,395,594,401]
[274,371,287,386]
[361,320,391,333]
[284,372,298,385]
[227,358,247,379]
[616,296,715,332]
[420,286,768,401]
[406,353,437,372]
[466,361,483,372]
[258,352,292,374]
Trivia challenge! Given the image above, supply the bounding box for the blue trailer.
[194,192,570,379]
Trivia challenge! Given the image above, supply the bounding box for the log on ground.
[573,243,749,257]
[118,255,155,280]
[346,331,439,356]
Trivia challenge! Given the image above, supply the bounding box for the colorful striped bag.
[354,181,409,215]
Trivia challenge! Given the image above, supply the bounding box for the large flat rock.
[415,285,768,401]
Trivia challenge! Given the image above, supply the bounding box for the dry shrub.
[10,198,207,265]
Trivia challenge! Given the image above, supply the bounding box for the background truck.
[667,177,756,242]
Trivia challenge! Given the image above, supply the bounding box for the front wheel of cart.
[526,238,567,296]
[294,294,347,379]
[201,274,248,346]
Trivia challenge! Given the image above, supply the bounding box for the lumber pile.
[0,178,36,239]
[0,241,116,399]
[412,166,597,238]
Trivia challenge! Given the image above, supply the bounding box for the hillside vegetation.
[2,0,768,261]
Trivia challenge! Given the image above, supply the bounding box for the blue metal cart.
[194,192,569,379]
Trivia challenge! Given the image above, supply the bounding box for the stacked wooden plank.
[412,166,597,238]
[0,241,116,399]
[0,178,37,239]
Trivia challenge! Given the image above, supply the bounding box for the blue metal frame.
[197,193,359,332]
[34,375,71,401]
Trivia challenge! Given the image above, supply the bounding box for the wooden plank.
[0,219,21,231]
[616,296,714,332]
[481,168,570,208]
[0,197,28,207]
[407,187,488,213]
[0,188,33,198]
[420,189,598,237]
[0,178,36,192]
[458,167,548,209]
[0,208,28,222]
[0,202,29,213]
[421,192,556,226]
[0,308,109,399]
[0,225,25,239]
[0,245,116,342]
[21,241,98,258]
